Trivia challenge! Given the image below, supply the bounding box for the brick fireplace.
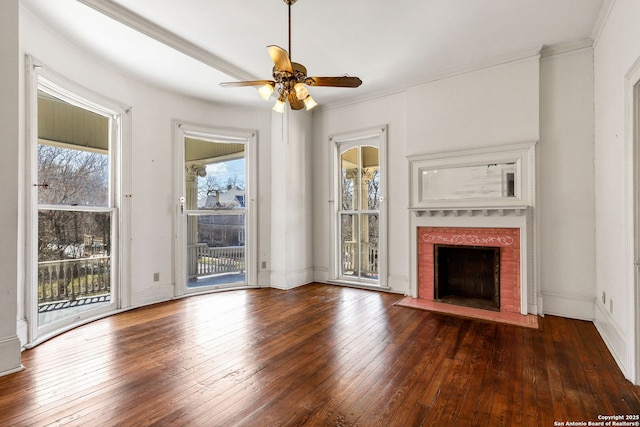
[418,227,521,314]
[401,214,538,328]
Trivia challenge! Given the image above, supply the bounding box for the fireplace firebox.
[434,244,501,311]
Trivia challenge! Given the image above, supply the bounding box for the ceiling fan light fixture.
[303,95,318,111]
[258,83,275,100]
[219,0,361,112]
[294,82,309,100]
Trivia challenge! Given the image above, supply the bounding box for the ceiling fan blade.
[305,76,362,88]
[219,80,275,88]
[288,91,305,110]
[267,45,293,73]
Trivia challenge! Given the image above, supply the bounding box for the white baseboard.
[132,285,175,307]
[313,268,329,284]
[270,268,314,290]
[257,270,271,287]
[16,319,28,348]
[387,274,409,294]
[542,291,595,320]
[594,302,632,382]
[0,335,23,377]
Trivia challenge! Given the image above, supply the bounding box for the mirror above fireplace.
[421,161,517,201]
[408,141,536,212]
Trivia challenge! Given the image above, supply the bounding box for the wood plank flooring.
[0,283,638,426]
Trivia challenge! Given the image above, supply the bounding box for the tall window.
[29,67,125,339]
[332,127,387,286]
[174,122,257,295]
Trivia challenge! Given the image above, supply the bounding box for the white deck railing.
[38,256,110,304]
[343,242,379,276]
[188,244,245,279]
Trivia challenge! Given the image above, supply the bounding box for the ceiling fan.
[219,0,362,112]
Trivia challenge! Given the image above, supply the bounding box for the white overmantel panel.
[408,141,537,211]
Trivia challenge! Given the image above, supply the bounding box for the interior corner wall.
[539,47,596,320]
[270,110,314,289]
[0,0,24,377]
[593,0,640,384]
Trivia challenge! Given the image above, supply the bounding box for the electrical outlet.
[610,299,613,314]
[602,291,606,304]
[261,261,267,269]
[153,272,160,282]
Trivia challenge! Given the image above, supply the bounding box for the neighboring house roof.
[199,187,245,209]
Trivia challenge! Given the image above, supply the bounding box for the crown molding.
[76,0,257,82]
[591,0,616,48]
[540,38,593,58]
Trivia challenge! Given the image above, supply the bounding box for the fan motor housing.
[272,62,307,83]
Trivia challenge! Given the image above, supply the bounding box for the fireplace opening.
[434,244,500,311]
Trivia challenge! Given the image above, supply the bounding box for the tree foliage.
[38,144,110,261]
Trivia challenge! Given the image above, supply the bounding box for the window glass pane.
[360,214,379,279]
[37,91,110,207]
[361,146,380,210]
[195,158,246,211]
[38,210,111,261]
[38,210,112,308]
[186,213,245,284]
[341,148,357,210]
[340,213,358,277]
[38,144,109,207]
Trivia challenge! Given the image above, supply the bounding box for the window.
[331,127,387,286]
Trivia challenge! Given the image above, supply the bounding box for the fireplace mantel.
[407,142,539,318]
[409,205,529,217]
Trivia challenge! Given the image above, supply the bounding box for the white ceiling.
[20,0,606,109]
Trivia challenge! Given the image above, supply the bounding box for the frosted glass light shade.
[304,95,318,110]
[294,83,309,100]
[273,99,286,113]
[258,84,274,100]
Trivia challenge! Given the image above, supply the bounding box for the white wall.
[406,57,540,154]
[12,6,272,349]
[539,47,596,320]
[593,0,640,384]
[0,0,24,376]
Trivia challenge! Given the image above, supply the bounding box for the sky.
[204,158,245,187]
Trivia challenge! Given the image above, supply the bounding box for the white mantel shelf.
[409,206,530,217]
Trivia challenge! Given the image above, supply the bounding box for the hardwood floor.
[1,283,638,426]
